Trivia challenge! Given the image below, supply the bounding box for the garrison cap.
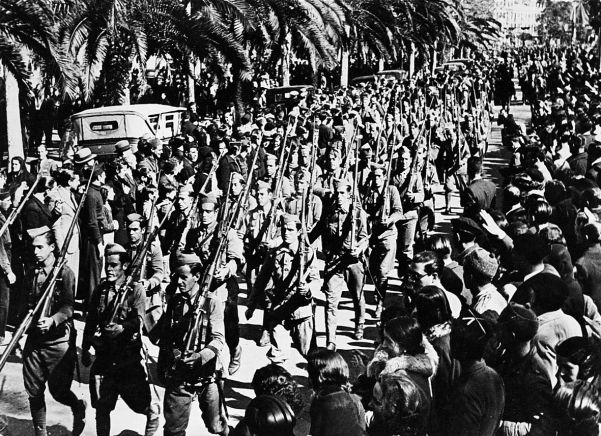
[178,184,194,196]
[265,153,277,164]
[105,243,127,256]
[255,180,271,192]
[126,213,144,228]
[0,188,11,201]
[231,172,245,184]
[333,177,351,190]
[115,140,131,154]
[176,252,201,267]
[199,194,219,207]
[27,226,51,240]
[280,213,301,227]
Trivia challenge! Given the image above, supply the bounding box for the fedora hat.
[74,148,97,165]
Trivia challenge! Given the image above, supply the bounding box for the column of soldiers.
[0,61,494,436]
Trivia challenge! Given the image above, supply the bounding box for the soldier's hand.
[81,349,93,367]
[214,267,229,282]
[37,317,54,333]
[182,352,201,369]
[245,308,255,320]
[6,272,16,285]
[103,323,124,338]
[298,283,311,297]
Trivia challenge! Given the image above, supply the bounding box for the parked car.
[265,85,314,108]
[350,69,409,86]
[70,104,186,157]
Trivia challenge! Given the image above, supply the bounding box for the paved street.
[0,100,526,436]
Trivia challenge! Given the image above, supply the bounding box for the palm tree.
[0,0,76,158]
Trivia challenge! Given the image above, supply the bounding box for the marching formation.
[2,47,601,436]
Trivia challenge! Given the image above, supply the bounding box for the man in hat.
[314,147,353,209]
[452,216,484,266]
[217,141,244,194]
[81,243,160,436]
[243,180,281,347]
[124,213,165,334]
[392,145,425,277]
[163,185,195,270]
[494,303,554,435]
[310,178,368,347]
[22,226,86,436]
[462,156,497,220]
[74,148,97,173]
[183,194,244,375]
[78,164,106,313]
[115,140,137,170]
[363,163,405,318]
[247,214,317,363]
[158,252,230,436]
[285,169,322,231]
[463,247,506,316]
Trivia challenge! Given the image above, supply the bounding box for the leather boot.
[29,397,47,436]
[228,345,242,375]
[72,398,87,436]
[96,412,111,436]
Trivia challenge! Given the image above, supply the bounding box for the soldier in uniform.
[184,195,244,375]
[163,185,194,270]
[246,214,317,363]
[310,179,368,348]
[158,253,230,436]
[81,244,160,436]
[363,164,405,318]
[284,169,322,230]
[262,153,292,198]
[124,213,165,335]
[242,180,282,347]
[22,226,86,436]
[313,147,353,208]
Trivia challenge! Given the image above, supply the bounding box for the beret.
[27,226,51,240]
[176,252,201,267]
[464,248,498,280]
[105,243,127,256]
[115,140,131,154]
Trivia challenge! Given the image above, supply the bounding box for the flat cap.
[464,248,498,280]
[27,226,51,240]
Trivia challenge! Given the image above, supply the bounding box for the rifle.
[0,164,95,373]
[380,94,400,224]
[0,175,42,239]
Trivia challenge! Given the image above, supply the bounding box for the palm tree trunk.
[340,25,351,87]
[281,33,292,86]
[409,42,416,77]
[3,66,24,159]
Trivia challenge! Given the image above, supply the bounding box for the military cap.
[231,172,245,184]
[126,213,144,228]
[360,143,373,151]
[176,252,201,266]
[105,243,127,256]
[178,184,194,196]
[370,162,386,172]
[199,193,219,207]
[333,177,351,190]
[115,140,131,154]
[280,213,301,227]
[27,226,51,240]
[451,217,483,238]
[265,153,278,164]
[0,188,11,201]
[296,126,308,136]
[255,180,272,192]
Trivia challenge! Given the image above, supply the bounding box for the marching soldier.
[262,153,292,198]
[284,169,322,230]
[246,214,318,363]
[363,164,405,318]
[243,180,282,347]
[81,243,160,436]
[313,146,353,208]
[310,179,368,348]
[163,185,194,270]
[158,252,230,436]
[23,226,86,436]
[124,213,165,335]
[184,195,244,375]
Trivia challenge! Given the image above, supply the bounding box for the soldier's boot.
[144,403,161,436]
[228,345,242,375]
[96,411,111,436]
[29,397,47,436]
[72,398,87,436]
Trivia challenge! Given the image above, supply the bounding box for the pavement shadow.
[0,415,70,436]
[223,378,256,412]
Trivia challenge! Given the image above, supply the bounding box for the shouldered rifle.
[380,94,400,223]
[0,175,42,239]
[0,165,95,373]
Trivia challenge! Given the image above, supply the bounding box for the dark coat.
[575,244,601,310]
[21,195,53,232]
[310,385,367,436]
[80,184,104,245]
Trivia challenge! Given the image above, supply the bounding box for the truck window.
[148,115,159,132]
